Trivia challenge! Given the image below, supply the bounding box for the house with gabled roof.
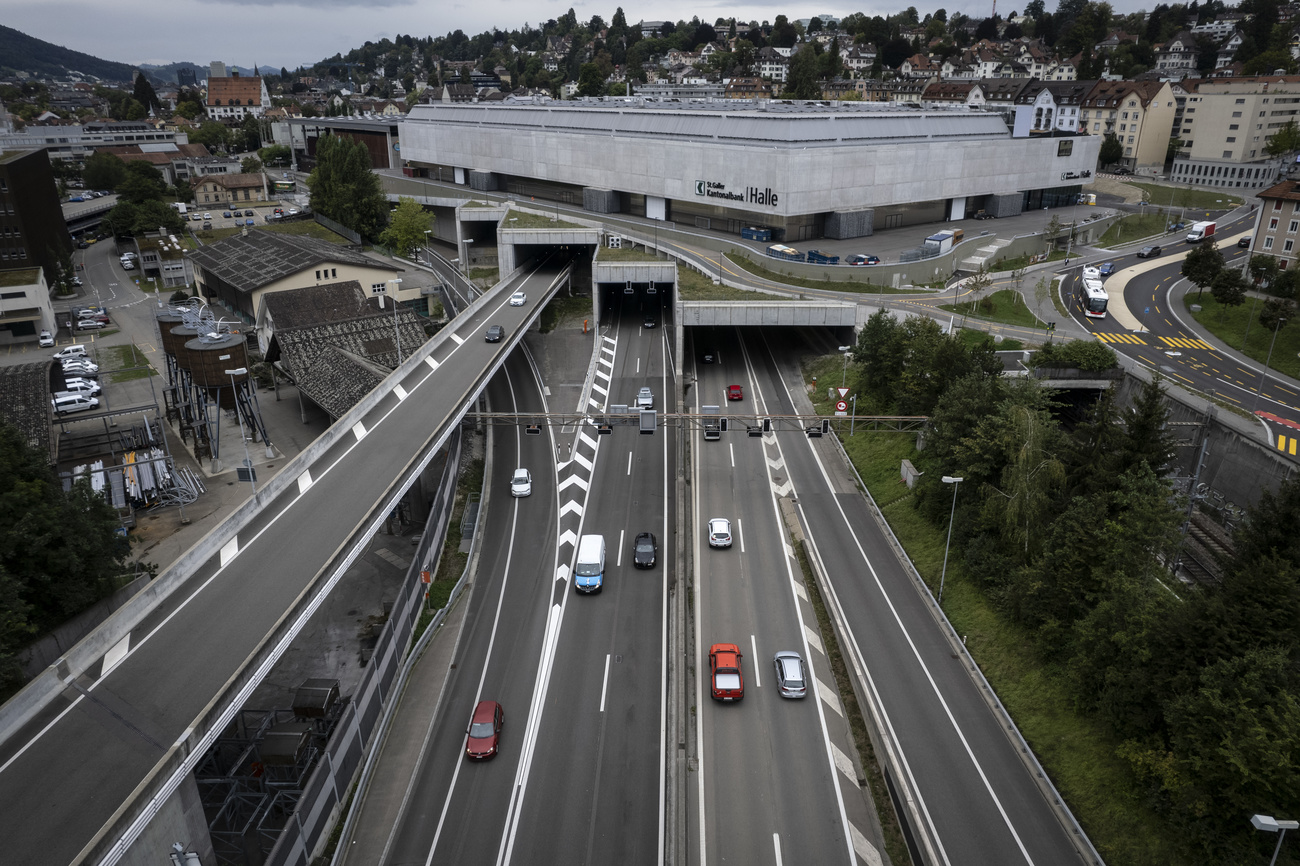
[1080,79,1176,172]
[205,74,270,121]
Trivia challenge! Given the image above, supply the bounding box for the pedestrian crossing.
[1092,332,1217,351]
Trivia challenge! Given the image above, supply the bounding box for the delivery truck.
[1186,221,1216,243]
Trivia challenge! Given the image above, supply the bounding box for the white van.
[574,534,606,593]
[51,393,99,414]
[53,344,88,360]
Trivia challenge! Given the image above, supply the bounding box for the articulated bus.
[1078,271,1109,319]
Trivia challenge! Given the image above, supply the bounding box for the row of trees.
[1183,239,1295,331]
[84,153,187,237]
[852,310,1300,859]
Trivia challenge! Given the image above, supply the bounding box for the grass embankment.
[1123,181,1242,212]
[724,253,917,294]
[677,266,761,300]
[597,246,661,262]
[1097,213,1170,247]
[538,295,592,333]
[980,249,1068,272]
[800,351,1178,865]
[938,288,1044,329]
[1187,293,1300,381]
[504,209,584,229]
[413,456,484,645]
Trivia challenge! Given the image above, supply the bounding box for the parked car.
[1137,245,1162,258]
[709,643,744,701]
[38,330,54,348]
[726,384,743,401]
[509,290,527,306]
[76,319,106,331]
[61,363,99,378]
[222,211,232,219]
[60,376,100,395]
[510,468,532,497]
[51,394,99,414]
[245,218,255,226]
[465,700,504,760]
[846,254,880,266]
[485,324,505,342]
[633,532,657,569]
[773,651,808,699]
[1112,166,1134,175]
[203,212,212,220]
[973,209,995,220]
[708,518,732,548]
[288,208,299,215]
[76,240,89,249]
[53,345,88,360]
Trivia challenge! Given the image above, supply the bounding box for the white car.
[636,387,654,409]
[53,345,87,360]
[708,518,732,548]
[62,360,99,375]
[76,319,106,331]
[510,468,532,497]
[38,330,54,347]
[509,290,527,307]
[61,377,100,395]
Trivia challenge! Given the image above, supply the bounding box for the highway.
[374,288,671,865]
[0,263,566,866]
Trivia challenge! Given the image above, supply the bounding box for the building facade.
[1080,80,1177,172]
[0,148,71,291]
[1171,76,1299,190]
[1253,179,1300,268]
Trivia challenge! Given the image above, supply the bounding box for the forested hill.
[0,25,136,81]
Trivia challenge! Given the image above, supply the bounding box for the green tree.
[576,62,606,96]
[1260,297,1294,331]
[238,114,263,151]
[1265,118,1300,158]
[1181,239,1224,299]
[784,44,823,99]
[1099,133,1124,167]
[240,156,263,174]
[378,196,434,256]
[306,134,387,239]
[258,144,291,166]
[1209,267,1247,307]
[191,121,232,151]
[172,180,194,204]
[174,99,205,120]
[132,73,161,114]
[82,151,127,191]
[117,161,167,204]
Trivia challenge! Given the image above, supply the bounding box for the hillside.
[0,24,136,81]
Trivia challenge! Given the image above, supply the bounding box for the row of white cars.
[50,344,103,415]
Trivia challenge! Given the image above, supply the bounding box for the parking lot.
[182,204,300,230]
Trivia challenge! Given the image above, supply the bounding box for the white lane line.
[600,653,611,712]
[637,357,640,373]
[424,356,439,370]
[729,442,735,468]
[351,420,367,440]
[617,529,625,567]
[737,518,745,554]
[773,834,783,866]
[627,451,633,475]
[393,384,408,400]
[750,635,761,688]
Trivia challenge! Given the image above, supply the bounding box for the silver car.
[708,518,732,548]
[509,290,527,306]
[636,386,654,409]
[510,468,532,497]
[773,651,808,699]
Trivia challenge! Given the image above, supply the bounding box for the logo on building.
[695,180,779,207]
[1060,170,1093,181]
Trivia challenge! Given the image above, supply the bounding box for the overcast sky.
[5,0,1149,70]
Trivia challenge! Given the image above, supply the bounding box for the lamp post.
[1252,814,1298,866]
[387,278,403,364]
[225,367,255,495]
[849,393,857,437]
[463,239,474,278]
[938,475,963,603]
[838,345,852,387]
[423,229,432,265]
[1252,316,1286,413]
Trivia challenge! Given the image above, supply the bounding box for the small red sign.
[836,400,848,412]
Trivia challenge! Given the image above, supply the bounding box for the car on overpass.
[633,532,657,569]
[709,643,744,701]
[708,518,732,548]
[510,468,532,497]
[509,290,527,306]
[485,324,505,342]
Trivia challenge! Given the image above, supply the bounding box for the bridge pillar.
[117,772,213,866]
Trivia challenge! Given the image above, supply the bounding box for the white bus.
[1078,276,1108,319]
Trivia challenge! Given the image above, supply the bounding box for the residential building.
[1156,31,1200,75]
[922,80,985,106]
[0,265,55,346]
[756,47,789,83]
[1254,178,1300,268]
[725,77,771,99]
[205,74,270,121]
[1080,79,1177,172]
[1171,76,1300,190]
[0,121,188,163]
[1015,80,1098,133]
[0,148,71,299]
[192,173,268,207]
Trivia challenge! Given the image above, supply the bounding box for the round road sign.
[835,400,848,412]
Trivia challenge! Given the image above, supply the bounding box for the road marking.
[600,653,611,712]
[804,625,824,654]
[617,529,625,566]
[818,677,843,716]
[792,580,808,601]
[449,333,464,345]
[1160,335,1215,350]
[557,474,588,493]
[595,368,611,382]
[773,834,783,866]
[572,451,593,471]
[591,382,607,397]
[560,501,583,518]
[749,635,762,687]
[831,741,856,781]
[219,537,239,566]
[1095,332,1146,345]
[729,442,735,468]
[424,356,439,370]
[296,471,313,494]
[351,421,367,440]
[627,451,633,475]
[393,384,407,400]
[637,357,640,373]
[851,823,885,866]
[579,432,598,450]
[558,529,577,550]
[737,518,745,553]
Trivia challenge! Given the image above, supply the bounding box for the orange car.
[709,643,744,701]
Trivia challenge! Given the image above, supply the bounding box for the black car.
[644,314,656,329]
[485,324,505,342]
[1137,245,1162,258]
[1112,166,1134,175]
[1239,236,1251,249]
[633,532,657,569]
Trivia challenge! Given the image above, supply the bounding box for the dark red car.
[466,700,504,759]
[709,643,744,701]
[726,384,743,401]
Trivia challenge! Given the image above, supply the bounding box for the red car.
[709,643,744,701]
[726,384,743,401]
[466,700,504,759]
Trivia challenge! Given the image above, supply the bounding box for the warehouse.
[398,96,1101,242]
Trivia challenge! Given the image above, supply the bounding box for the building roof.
[187,229,399,293]
[1258,178,1300,203]
[191,172,265,190]
[206,76,264,107]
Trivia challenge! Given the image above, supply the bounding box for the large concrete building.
[1171,76,1298,191]
[397,97,1101,242]
[0,148,72,288]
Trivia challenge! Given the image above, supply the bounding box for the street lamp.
[224,367,255,495]
[423,229,432,265]
[1252,814,1298,866]
[938,475,963,603]
[463,238,474,278]
[387,278,403,365]
[838,345,852,387]
[1252,316,1286,413]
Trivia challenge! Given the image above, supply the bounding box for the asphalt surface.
[0,263,565,866]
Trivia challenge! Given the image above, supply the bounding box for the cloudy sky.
[5,0,1146,70]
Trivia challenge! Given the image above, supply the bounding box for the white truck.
[574,534,606,593]
[1186,221,1216,243]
